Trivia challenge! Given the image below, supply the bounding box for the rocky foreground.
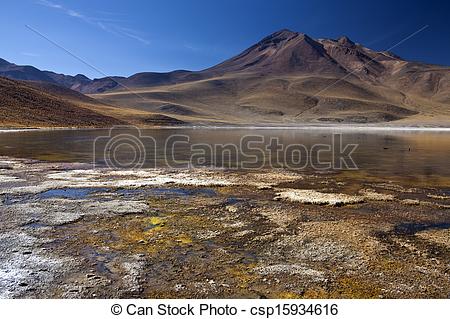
[0,157,449,298]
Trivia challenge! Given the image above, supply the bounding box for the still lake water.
[0,128,449,185]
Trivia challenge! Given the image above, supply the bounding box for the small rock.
[257,185,273,190]
[174,284,186,291]
[401,199,420,206]
[226,205,238,213]
[275,189,364,206]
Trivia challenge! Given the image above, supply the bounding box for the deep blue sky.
[1,0,449,78]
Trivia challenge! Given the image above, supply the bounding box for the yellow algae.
[276,291,301,299]
[375,259,405,273]
[176,234,193,245]
[69,214,174,255]
[330,277,381,298]
[143,216,166,233]
[149,216,163,225]
[302,288,328,298]
[227,264,258,288]
[303,276,381,298]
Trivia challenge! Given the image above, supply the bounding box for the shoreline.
[2,124,450,133]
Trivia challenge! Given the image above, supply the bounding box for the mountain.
[1,29,449,126]
[0,58,92,90]
[75,70,201,94]
[0,76,127,127]
[0,58,201,94]
[204,30,347,75]
[89,29,450,125]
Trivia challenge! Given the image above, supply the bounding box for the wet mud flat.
[0,157,449,298]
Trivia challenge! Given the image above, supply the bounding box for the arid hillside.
[0,77,189,128]
[0,77,125,127]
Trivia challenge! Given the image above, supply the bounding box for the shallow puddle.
[394,222,450,235]
[23,221,49,229]
[224,197,244,205]
[38,188,109,200]
[81,246,116,275]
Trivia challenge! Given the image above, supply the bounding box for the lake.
[0,128,449,185]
